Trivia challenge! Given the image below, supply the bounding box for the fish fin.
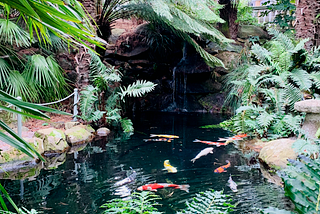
[218,138,228,141]
[193,139,200,142]
[216,144,221,147]
[179,184,190,193]
[210,151,213,153]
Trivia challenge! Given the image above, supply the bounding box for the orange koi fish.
[137,183,189,192]
[150,134,179,139]
[193,139,229,147]
[144,138,172,142]
[214,160,231,173]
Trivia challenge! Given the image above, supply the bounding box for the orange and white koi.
[137,183,189,192]
[218,134,248,142]
[144,138,173,142]
[193,139,229,147]
[150,134,179,139]
[214,160,231,173]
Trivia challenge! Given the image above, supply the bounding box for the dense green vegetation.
[1,0,320,213]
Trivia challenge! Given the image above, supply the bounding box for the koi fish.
[193,139,229,147]
[214,160,231,173]
[114,171,137,187]
[228,174,238,192]
[164,160,177,173]
[144,138,172,142]
[137,183,190,192]
[150,134,179,138]
[218,134,248,142]
[191,147,214,163]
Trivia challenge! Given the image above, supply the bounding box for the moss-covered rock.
[43,153,66,170]
[258,138,297,169]
[64,126,93,146]
[0,160,42,180]
[35,128,68,153]
[65,121,80,130]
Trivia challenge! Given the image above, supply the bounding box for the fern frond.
[180,189,234,213]
[268,28,294,51]
[284,83,302,111]
[289,69,312,90]
[120,118,134,133]
[79,85,104,122]
[251,44,272,64]
[257,112,274,128]
[119,80,157,100]
[310,71,320,89]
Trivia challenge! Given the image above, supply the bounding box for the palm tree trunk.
[295,0,319,50]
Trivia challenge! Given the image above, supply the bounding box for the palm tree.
[295,0,318,51]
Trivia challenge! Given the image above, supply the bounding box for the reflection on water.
[1,112,293,213]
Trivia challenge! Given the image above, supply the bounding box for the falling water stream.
[1,112,293,213]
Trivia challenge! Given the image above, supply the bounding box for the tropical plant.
[100,191,162,213]
[77,51,156,132]
[261,0,295,29]
[220,29,320,139]
[0,0,106,103]
[236,0,259,26]
[277,156,320,213]
[113,0,233,67]
[178,189,234,214]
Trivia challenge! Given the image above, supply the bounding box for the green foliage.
[220,29,319,140]
[78,85,105,122]
[261,207,295,213]
[291,139,319,156]
[280,156,320,213]
[123,0,232,67]
[100,191,162,214]
[86,52,155,132]
[261,0,295,29]
[236,0,260,26]
[178,189,234,214]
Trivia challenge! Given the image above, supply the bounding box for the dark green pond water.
[2,112,293,213]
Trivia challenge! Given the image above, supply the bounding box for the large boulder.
[215,51,240,71]
[294,99,320,139]
[238,25,270,40]
[0,137,43,164]
[35,128,68,154]
[64,126,94,146]
[259,138,297,169]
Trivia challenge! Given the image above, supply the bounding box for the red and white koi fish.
[214,160,231,173]
[150,134,179,139]
[193,139,229,147]
[137,183,190,192]
[144,138,173,142]
[218,134,248,142]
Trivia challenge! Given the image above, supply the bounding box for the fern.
[289,69,312,91]
[291,139,319,156]
[100,191,162,214]
[119,80,157,100]
[79,85,105,122]
[257,112,274,128]
[178,189,234,214]
[268,28,294,51]
[120,118,134,133]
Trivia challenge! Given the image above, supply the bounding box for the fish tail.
[190,158,196,163]
[193,139,200,142]
[150,134,157,137]
[143,139,149,142]
[179,184,190,193]
[226,160,230,163]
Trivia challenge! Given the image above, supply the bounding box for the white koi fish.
[114,171,137,187]
[228,174,238,192]
[190,147,214,163]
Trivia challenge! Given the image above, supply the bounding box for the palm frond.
[0,19,30,47]
[119,80,157,100]
[0,58,11,88]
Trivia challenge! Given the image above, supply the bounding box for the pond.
[2,112,293,213]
